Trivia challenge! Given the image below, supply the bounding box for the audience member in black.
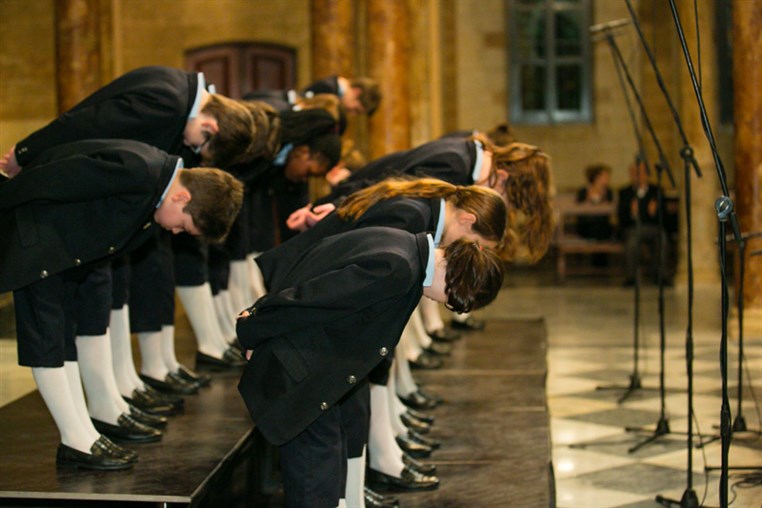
[617,159,671,286]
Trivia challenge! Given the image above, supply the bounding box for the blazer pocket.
[15,207,39,247]
[271,340,309,383]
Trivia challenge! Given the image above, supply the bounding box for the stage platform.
[0,369,263,507]
[0,317,553,507]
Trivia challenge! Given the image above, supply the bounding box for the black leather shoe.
[427,327,460,342]
[94,435,138,463]
[451,315,486,331]
[142,384,185,409]
[196,347,246,370]
[400,411,431,434]
[395,434,433,458]
[408,429,440,449]
[367,466,439,492]
[403,451,437,475]
[425,340,452,356]
[140,371,199,395]
[398,391,438,410]
[364,486,400,507]
[418,388,443,406]
[175,363,211,387]
[56,436,135,471]
[406,408,434,424]
[128,404,168,429]
[92,413,163,443]
[409,351,443,370]
[123,388,178,416]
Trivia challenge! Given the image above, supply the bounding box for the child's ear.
[291,145,310,158]
[171,189,192,204]
[459,211,477,227]
[201,117,219,135]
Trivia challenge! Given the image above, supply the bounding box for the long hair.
[337,178,507,245]
[470,137,555,263]
[443,239,504,313]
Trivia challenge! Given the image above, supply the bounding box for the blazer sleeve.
[236,253,416,349]
[0,154,152,211]
[15,87,185,166]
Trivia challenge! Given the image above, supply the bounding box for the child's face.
[154,195,201,236]
[284,148,328,183]
[342,88,365,114]
[423,249,447,304]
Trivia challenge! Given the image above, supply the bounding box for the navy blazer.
[14,66,199,167]
[256,196,439,292]
[0,140,178,292]
[237,227,429,445]
[315,138,477,206]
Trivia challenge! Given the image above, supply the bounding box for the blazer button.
[108,246,116,254]
[346,375,357,385]
[379,347,388,357]
[40,269,48,279]
[319,402,329,411]
[19,146,28,153]
[74,259,81,266]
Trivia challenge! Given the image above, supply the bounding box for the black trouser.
[278,403,347,508]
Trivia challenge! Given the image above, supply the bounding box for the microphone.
[589,18,631,34]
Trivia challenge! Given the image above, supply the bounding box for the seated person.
[576,163,614,240]
[617,158,671,285]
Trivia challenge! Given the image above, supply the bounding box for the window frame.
[508,0,593,125]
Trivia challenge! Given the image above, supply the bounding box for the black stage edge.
[0,369,267,507]
[403,318,554,507]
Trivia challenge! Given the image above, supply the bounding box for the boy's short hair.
[179,168,244,243]
[201,94,256,169]
[350,77,382,116]
[443,240,504,313]
[306,133,342,171]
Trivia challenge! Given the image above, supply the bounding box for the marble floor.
[487,263,762,508]
[1,263,761,507]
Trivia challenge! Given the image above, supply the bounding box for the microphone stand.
[622,1,704,505]
[666,1,746,506]
[703,234,762,472]
[592,29,675,404]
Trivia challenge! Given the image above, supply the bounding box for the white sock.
[386,368,407,437]
[229,260,254,309]
[410,307,432,348]
[176,283,228,357]
[368,384,405,477]
[213,291,237,343]
[109,305,142,397]
[345,446,366,508]
[248,253,268,300]
[138,330,169,380]
[76,332,129,423]
[452,311,471,323]
[33,366,96,453]
[394,347,418,398]
[160,324,180,372]
[400,320,423,362]
[337,500,347,508]
[419,296,445,333]
[63,362,101,442]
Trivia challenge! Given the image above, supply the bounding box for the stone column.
[367,0,411,158]
[54,0,102,113]
[733,0,762,320]
[311,0,354,78]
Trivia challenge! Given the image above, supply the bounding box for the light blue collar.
[423,234,435,287]
[434,199,445,247]
[471,140,484,183]
[188,73,206,120]
[156,159,184,209]
[272,143,294,167]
